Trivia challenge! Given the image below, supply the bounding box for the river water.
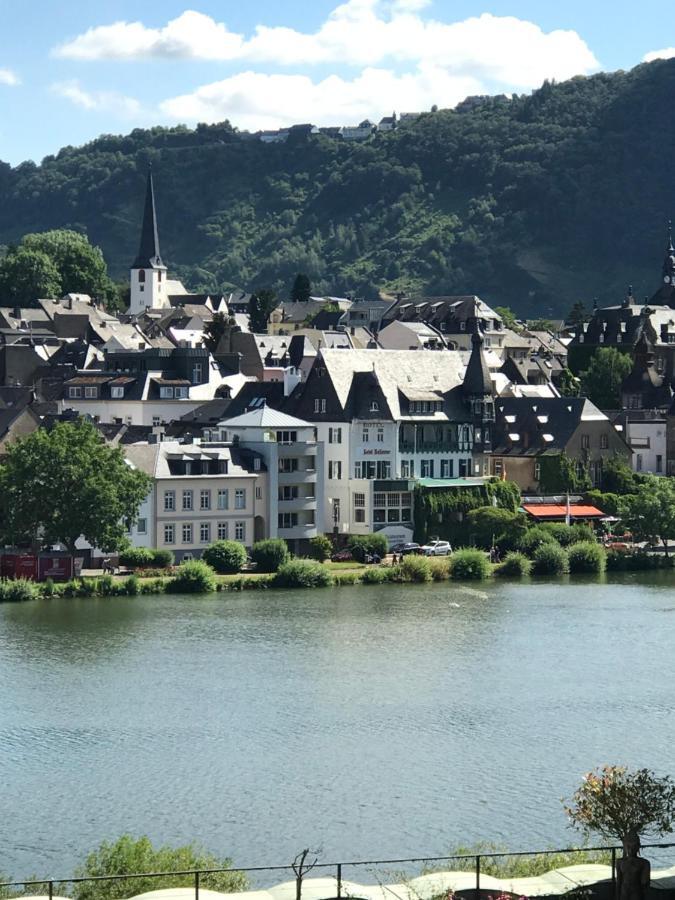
[1,574,675,881]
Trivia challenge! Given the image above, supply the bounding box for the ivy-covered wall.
[413,479,521,543]
[538,453,591,493]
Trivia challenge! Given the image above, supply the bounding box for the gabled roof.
[221,406,312,429]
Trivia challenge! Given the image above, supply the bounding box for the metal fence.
[3,842,675,900]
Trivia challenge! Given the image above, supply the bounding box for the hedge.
[450,549,491,580]
[273,559,333,588]
[250,538,290,573]
[531,543,569,575]
[170,560,218,593]
[201,540,247,574]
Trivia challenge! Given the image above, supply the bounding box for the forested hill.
[3,59,675,316]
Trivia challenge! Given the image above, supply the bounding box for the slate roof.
[492,396,615,456]
[132,170,164,270]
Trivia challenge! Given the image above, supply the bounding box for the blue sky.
[2,0,675,166]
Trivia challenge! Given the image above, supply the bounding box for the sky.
[3,0,675,166]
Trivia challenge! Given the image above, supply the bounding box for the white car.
[421,540,452,556]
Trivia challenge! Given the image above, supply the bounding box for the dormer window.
[110,386,124,399]
[370,401,379,412]
[460,322,466,332]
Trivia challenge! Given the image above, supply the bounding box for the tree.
[527,318,555,331]
[567,300,589,326]
[203,312,234,353]
[601,456,640,494]
[0,419,151,554]
[558,368,580,397]
[564,766,675,847]
[579,348,632,409]
[0,247,61,304]
[620,475,675,555]
[465,506,527,550]
[290,273,312,302]
[72,834,247,900]
[248,288,278,332]
[494,306,520,330]
[0,229,116,307]
[308,535,332,562]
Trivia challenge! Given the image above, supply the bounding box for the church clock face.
[665,276,671,284]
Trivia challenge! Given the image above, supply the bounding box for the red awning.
[522,504,605,519]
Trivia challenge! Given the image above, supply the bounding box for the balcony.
[277,441,318,457]
[278,469,317,484]
[278,523,319,539]
[278,497,317,511]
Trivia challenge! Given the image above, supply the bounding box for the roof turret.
[463,322,493,396]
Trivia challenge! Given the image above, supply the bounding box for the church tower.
[129,170,168,316]
[463,321,495,466]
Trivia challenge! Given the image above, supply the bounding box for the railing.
[4,842,675,900]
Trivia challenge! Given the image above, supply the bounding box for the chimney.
[12,306,20,319]
[283,365,302,397]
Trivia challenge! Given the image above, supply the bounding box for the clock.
[665,276,671,284]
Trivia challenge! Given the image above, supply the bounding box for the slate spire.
[132,169,163,269]
[463,320,493,396]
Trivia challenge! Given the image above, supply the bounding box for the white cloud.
[0,68,20,86]
[643,47,675,62]
[51,80,141,117]
[160,67,482,128]
[54,2,598,89]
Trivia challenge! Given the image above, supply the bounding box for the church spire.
[463,321,493,396]
[132,169,163,269]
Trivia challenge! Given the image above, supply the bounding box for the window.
[217,489,229,510]
[354,509,366,523]
[354,462,362,478]
[279,485,299,500]
[110,386,124,399]
[370,401,379,412]
[152,416,161,427]
[636,454,643,472]
[377,461,391,479]
[373,509,386,523]
[192,363,203,384]
[256,486,262,500]
[200,522,211,543]
[182,490,193,511]
[160,386,174,399]
[362,425,369,443]
[387,508,400,522]
[279,458,298,473]
[164,523,175,544]
[354,493,365,507]
[276,430,297,444]
[600,434,609,450]
[182,523,193,544]
[217,521,229,540]
[164,490,175,512]
[136,518,147,535]
[328,427,342,444]
[328,461,342,480]
[373,493,386,507]
[377,426,384,443]
[401,460,414,478]
[459,459,467,478]
[235,521,245,541]
[68,386,82,398]
[421,459,434,478]
[139,270,146,283]
[314,398,327,413]
[493,459,503,477]
[277,513,297,529]
[235,489,246,509]
[321,399,326,413]
[84,386,98,399]
[629,394,641,410]
[657,454,663,473]
[199,489,210,510]
[581,434,590,450]
[440,459,454,479]
[534,461,541,481]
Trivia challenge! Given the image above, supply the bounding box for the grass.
[422,842,613,878]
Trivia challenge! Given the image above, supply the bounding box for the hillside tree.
[249,288,278,332]
[290,273,312,302]
[579,347,632,409]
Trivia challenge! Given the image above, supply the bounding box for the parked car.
[331,549,353,562]
[421,540,452,556]
[400,542,423,556]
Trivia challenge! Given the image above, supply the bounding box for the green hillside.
[2,59,675,316]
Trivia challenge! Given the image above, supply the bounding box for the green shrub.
[170,560,218,593]
[360,566,391,584]
[119,547,154,568]
[466,506,528,551]
[42,577,56,597]
[531,542,569,575]
[495,551,532,577]
[450,549,491,580]
[222,574,274,591]
[308,535,333,562]
[150,549,174,568]
[250,538,290,573]
[541,522,596,546]
[61,577,91,597]
[519,527,558,556]
[123,574,140,595]
[273,559,333,588]
[429,557,451,581]
[0,577,41,603]
[567,541,606,574]
[606,550,673,571]
[201,540,247,574]
[333,571,361,585]
[347,533,388,562]
[399,554,433,583]
[96,573,119,596]
[139,578,168,594]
